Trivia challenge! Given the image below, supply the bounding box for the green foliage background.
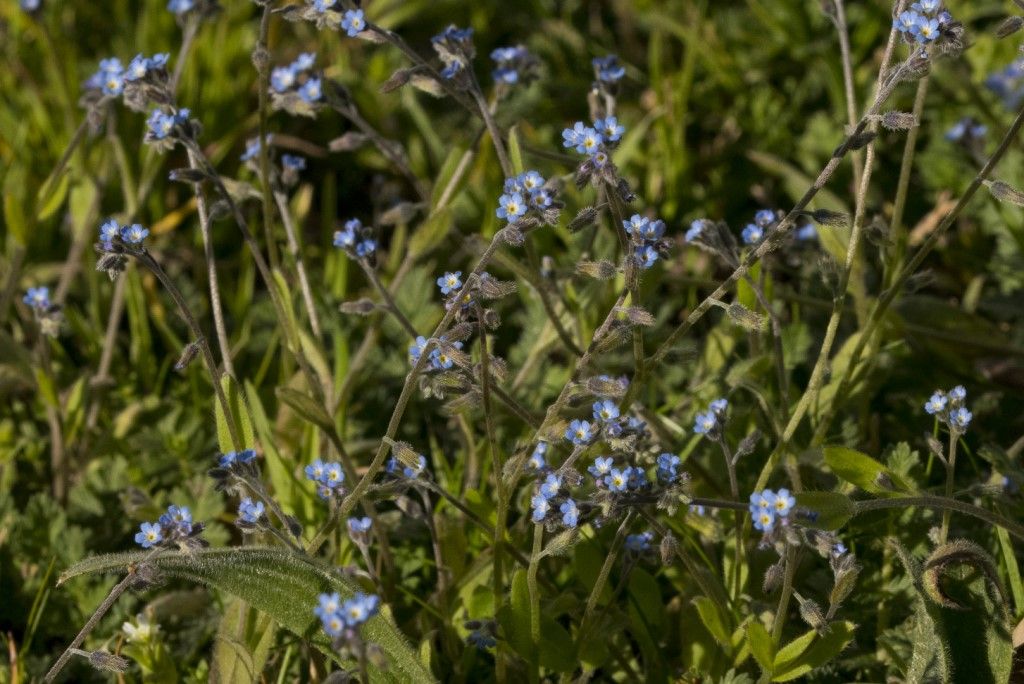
[2,0,1024,681]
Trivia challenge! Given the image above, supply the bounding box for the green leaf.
[824,445,911,496]
[507,124,524,175]
[276,386,335,434]
[498,569,535,667]
[694,596,733,651]
[746,621,774,675]
[771,621,855,681]
[772,629,816,671]
[59,547,435,683]
[3,191,28,245]
[212,598,277,684]
[794,491,855,531]
[627,569,664,630]
[214,375,254,453]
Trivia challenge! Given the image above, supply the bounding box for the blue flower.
[437,271,463,295]
[752,508,775,532]
[496,193,527,221]
[341,593,379,627]
[387,454,426,478]
[321,611,346,637]
[832,542,848,557]
[656,453,681,483]
[292,53,316,72]
[772,488,795,517]
[134,521,163,548]
[949,385,966,402]
[589,455,614,478]
[894,10,921,34]
[282,154,306,171]
[689,504,706,516]
[21,0,41,10]
[468,630,497,649]
[754,209,777,227]
[913,0,941,13]
[741,223,764,245]
[167,0,194,14]
[592,399,620,423]
[238,498,265,523]
[624,465,648,490]
[146,108,189,141]
[924,391,947,415]
[625,531,652,552]
[950,407,972,431]
[528,442,548,470]
[99,219,120,245]
[428,340,462,370]
[408,336,429,365]
[342,9,366,37]
[795,224,817,241]
[304,459,326,481]
[560,499,579,528]
[490,46,533,85]
[561,122,586,150]
[120,224,149,244]
[101,69,126,96]
[158,505,193,535]
[592,55,625,84]
[912,15,940,41]
[638,219,665,241]
[125,54,150,81]
[605,468,628,492]
[623,214,648,237]
[520,171,544,193]
[298,78,322,103]
[565,419,594,445]
[148,54,169,71]
[595,116,624,142]
[709,398,728,414]
[322,463,345,488]
[635,245,659,269]
[693,410,717,435]
[531,494,550,522]
[539,473,561,499]
[748,491,772,516]
[333,219,361,250]
[685,219,706,242]
[314,592,341,621]
[271,66,297,93]
[311,0,336,12]
[347,516,372,536]
[23,286,50,311]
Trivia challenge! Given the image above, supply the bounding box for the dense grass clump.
[3,0,1024,681]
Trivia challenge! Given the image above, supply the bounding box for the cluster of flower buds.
[316,591,379,636]
[134,504,206,550]
[286,0,366,35]
[83,53,172,113]
[385,442,428,480]
[692,398,729,440]
[592,54,626,88]
[305,459,348,501]
[562,116,626,188]
[22,286,62,336]
[431,25,475,83]
[333,218,378,260]
[490,45,539,88]
[924,385,972,432]
[166,0,220,22]
[269,53,322,116]
[893,1,954,45]
[623,213,673,270]
[94,219,152,279]
[748,488,796,534]
[496,170,563,230]
[238,136,307,187]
